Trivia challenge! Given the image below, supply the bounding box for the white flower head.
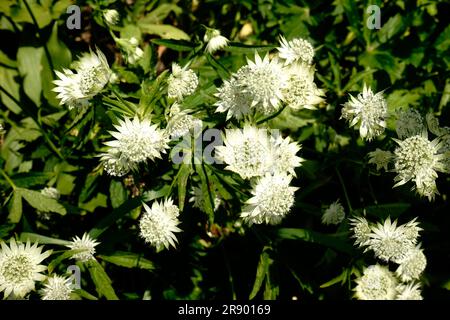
[354,264,398,300]
[166,108,203,140]
[104,117,169,165]
[116,37,144,64]
[321,200,345,225]
[215,125,273,179]
[40,275,73,300]
[168,63,198,101]
[214,77,253,120]
[283,63,325,110]
[366,217,416,263]
[341,83,387,141]
[396,245,427,282]
[368,148,393,171]
[53,48,111,109]
[0,238,52,298]
[395,108,425,139]
[393,132,448,201]
[236,53,288,115]
[396,282,423,300]
[270,134,303,176]
[204,28,229,54]
[277,35,314,66]
[66,233,99,263]
[103,9,119,25]
[349,216,372,247]
[139,198,182,250]
[241,172,298,225]
[100,150,134,177]
[189,186,221,213]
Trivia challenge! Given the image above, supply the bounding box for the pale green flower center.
[2,254,33,284]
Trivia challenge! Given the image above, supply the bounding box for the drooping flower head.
[66,233,99,263]
[0,238,52,298]
[204,28,229,54]
[277,35,314,66]
[321,200,346,226]
[341,83,387,141]
[349,215,372,247]
[241,172,298,225]
[167,63,198,101]
[116,37,144,64]
[40,275,73,300]
[354,264,398,300]
[368,149,393,171]
[103,9,119,25]
[139,198,182,250]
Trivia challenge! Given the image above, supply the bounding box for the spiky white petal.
[241,172,298,225]
[214,77,253,120]
[66,233,99,263]
[341,83,387,141]
[139,199,182,250]
[0,239,52,298]
[277,35,314,66]
[354,264,398,300]
[168,63,198,101]
[40,275,73,300]
[321,200,345,225]
[349,216,372,247]
[204,29,229,54]
[396,282,423,300]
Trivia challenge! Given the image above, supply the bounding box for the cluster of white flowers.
[139,198,182,251]
[168,63,199,101]
[116,37,144,65]
[215,36,324,120]
[341,83,388,141]
[367,109,449,201]
[204,28,229,54]
[350,216,426,300]
[321,200,345,225]
[101,117,169,176]
[53,48,111,109]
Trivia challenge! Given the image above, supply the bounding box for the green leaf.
[140,3,182,23]
[17,46,43,106]
[364,203,411,220]
[0,67,21,114]
[435,24,450,52]
[177,163,192,212]
[276,228,355,254]
[223,42,276,54]
[195,164,214,223]
[151,38,196,51]
[109,180,127,209]
[7,191,22,223]
[79,193,108,212]
[249,249,271,300]
[48,249,86,273]
[99,251,155,270]
[89,197,143,239]
[46,23,72,69]
[19,232,71,245]
[19,187,66,215]
[11,172,53,188]
[206,54,230,79]
[378,14,404,43]
[138,23,190,40]
[73,289,99,300]
[87,259,119,300]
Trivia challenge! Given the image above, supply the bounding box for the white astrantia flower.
[321,200,345,226]
[215,125,273,179]
[396,282,423,300]
[53,48,111,109]
[341,83,387,141]
[396,245,427,282]
[282,63,325,110]
[189,186,221,213]
[139,198,182,250]
[269,134,303,176]
[401,217,422,244]
[204,28,229,54]
[395,109,425,139]
[366,217,416,263]
[40,275,73,300]
[241,172,298,225]
[166,106,203,140]
[393,131,448,201]
[100,150,134,177]
[66,233,99,263]
[277,35,314,66]
[349,216,372,247]
[368,148,393,171]
[354,264,398,300]
[116,37,144,64]
[236,53,288,115]
[104,117,169,165]
[103,9,119,25]
[168,63,198,101]
[0,238,52,298]
[214,77,253,120]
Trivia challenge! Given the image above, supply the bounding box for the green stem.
[0,168,17,190]
[335,167,353,212]
[256,104,287,125]
[23,0,55,75]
